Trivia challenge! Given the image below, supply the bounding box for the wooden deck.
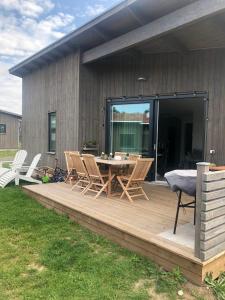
[23,182,225,285]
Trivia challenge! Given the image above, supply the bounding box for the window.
[48,112,56,152]
[120,133,135,150]
[0,124,6,134]
[110,102,151,154]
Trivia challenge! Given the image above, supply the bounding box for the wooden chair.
[82,154,114,199]
[128,154,141,161]
[69,152,90,191]
[127,154,142,174]
[117,158,154,203]
[64,151,79,183]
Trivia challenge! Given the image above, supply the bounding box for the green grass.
[0,188,213,300]
[0,149,17,159]
[205,273,225,300]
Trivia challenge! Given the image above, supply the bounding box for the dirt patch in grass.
[28,263,46,272]
[183,282,215,300]
[134,278,215,300]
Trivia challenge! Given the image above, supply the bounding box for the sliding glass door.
[107,99,155,157]
[106,93,208,181]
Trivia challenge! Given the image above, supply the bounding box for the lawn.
[0,187,216,299]
[0,150,17,159]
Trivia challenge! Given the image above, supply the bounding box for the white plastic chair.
[0,153,42,188]
[0,150,27,177]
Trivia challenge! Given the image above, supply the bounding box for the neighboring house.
[9,0,225,178]
[0,110,21,149]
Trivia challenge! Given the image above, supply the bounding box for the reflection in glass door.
[108,101,154,157]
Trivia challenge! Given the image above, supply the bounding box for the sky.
[0,0,122,114]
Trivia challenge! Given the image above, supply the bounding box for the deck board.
[26,182,192,236]
[23,182,225,285]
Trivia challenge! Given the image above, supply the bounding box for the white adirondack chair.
[0,150,27,177]
[0,153,42,188]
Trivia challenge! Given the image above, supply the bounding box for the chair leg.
[124,189,134,203]
[82,182,92,195]
[174,190,182,234]
[117,177,134,203]
[65,171,71,183]
[117,177,126,199]
[140,186,150,201]
[94,180,110,199]
[71,179,80,191]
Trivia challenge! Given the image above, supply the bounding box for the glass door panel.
[109,102,154,157]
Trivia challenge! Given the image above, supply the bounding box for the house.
[0,110,21,149]
[9,0,225,283]
[9,0,225,177]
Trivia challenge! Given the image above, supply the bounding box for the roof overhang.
[9,0,225,77]
[0,110,22,118]
[82,0,225,63]
[9,0,197,77]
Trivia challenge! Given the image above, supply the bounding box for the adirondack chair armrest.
[17,166,40,173]
[16,166,30,173]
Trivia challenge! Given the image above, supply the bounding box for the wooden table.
[95,158,136,197]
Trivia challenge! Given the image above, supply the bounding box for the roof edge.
[9,0,136,76]
[0,109,22,118]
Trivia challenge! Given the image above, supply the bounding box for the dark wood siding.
[0,113,21,149]
[22,48,225,167]
[22,51,80,166]
[93,49,225,164]
[79,64,100,149]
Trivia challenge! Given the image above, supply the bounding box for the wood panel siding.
[22,51,80,166]
[22,48,225,167]
[195,168,225,261]
[95,49,225,163]
[79,64,100,149]
[0,112,21,149]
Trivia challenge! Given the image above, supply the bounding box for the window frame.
[0,124,6,135]
[48,112,56,153]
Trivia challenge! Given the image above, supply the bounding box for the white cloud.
[84,4,106,17]
[0,1,75,114]
[0,12,75,59]
[0,62,21,114]
[0,0,118,114]
[0,0,54,18]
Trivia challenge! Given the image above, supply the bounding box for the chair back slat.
[26,154,41,178]
[64,151,71,171]
[12,150,27,171]
[64,151,79,171]
[130,158,154,181]
[82,154,101,178]
[69,152,86,176]
[128,154,141,161]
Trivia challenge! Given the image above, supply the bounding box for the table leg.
[108,165,112,197]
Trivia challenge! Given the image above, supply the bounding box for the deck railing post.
[195,162,210,258]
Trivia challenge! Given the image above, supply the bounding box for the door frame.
[105,97,155,158]
[105,91,208,181]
